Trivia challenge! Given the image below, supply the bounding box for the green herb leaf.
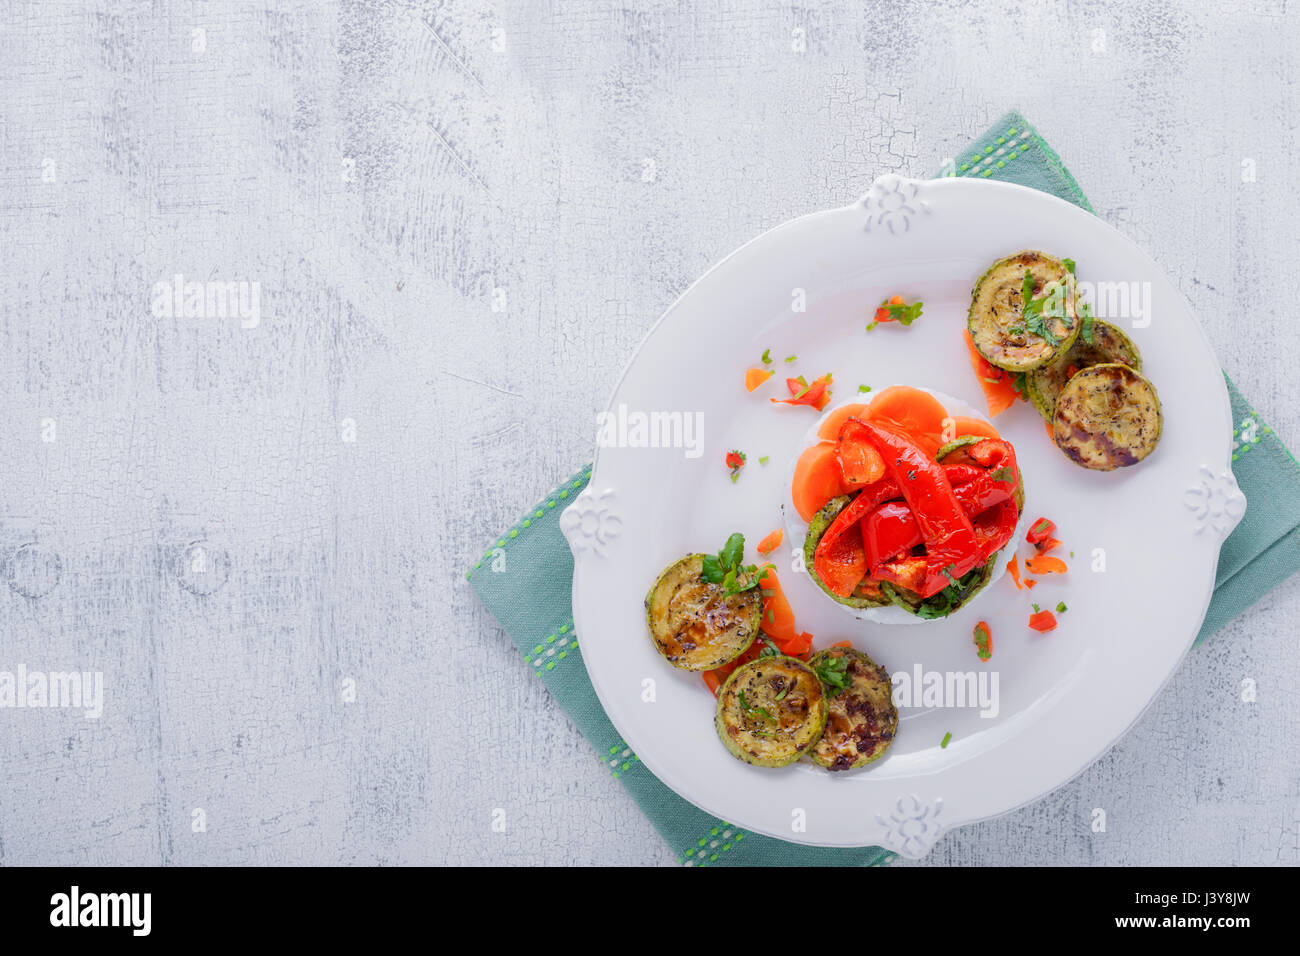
[701,555,723,583]
[761,348,772,365]
[739,690,776,724]
[1079,301,1095,344]
[1056,601,1068,613]
[812,654,851,695]
[784,354,797,364]
[758,455,770,465]
[1032,602,1041,613]
[858,384,872,393]
[1062,257,1076,275]
[719,533,745,571]
[941,732,953,749]
[887,300,924,326]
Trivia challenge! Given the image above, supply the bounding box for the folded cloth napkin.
[467,110,1300,866]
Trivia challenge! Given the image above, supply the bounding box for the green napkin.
[467,110,1300,865]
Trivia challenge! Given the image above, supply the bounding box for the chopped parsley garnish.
[973,622,993,662]
[940,732,953,749]
[739,690,776,724]
[1056,601,1068,613]
[1079,300,1095,344]
[989,465,1015,483]
[1032,602,1041,613]
[941,564,960,587]
[812,654,851,695]
[858,384,872,393]
[784,354,798,364]
[761,348,772,365]
[758,455,770,465]
[887,300,924,326]
[1062,257,1076,274]
[1020,270,1061,346]
[701,533,768,596]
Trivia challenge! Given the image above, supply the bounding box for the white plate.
[561,175,1245,854]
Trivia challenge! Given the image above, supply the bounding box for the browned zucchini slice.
[1026,319,1143,420]
[715,656,828,767]
[968,250,1080,372]
[807,647,898,771]
[1052,363,1162,470]
[644,554,760,670]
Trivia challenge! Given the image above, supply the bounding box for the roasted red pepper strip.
[861,477,1016,568]
[857,421,981,598]
[814,477,903,554]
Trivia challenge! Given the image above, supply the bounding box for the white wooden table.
[0,0,1295,865]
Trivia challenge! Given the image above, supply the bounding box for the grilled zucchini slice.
[803,495,890,609]
[808,648,898,771]
[1052,363,1162,471]
[644,554,760,671]
[968,250,1079,372]
[1026,319,1142,420]
[715,656,828,767]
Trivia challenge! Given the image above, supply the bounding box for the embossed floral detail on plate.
[560,488,622,558]
[1183,466,1246,536]
[860,175,931,236]
[876,794,944,859]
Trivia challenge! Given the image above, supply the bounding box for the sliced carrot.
[964,329,1017,417]
[942,414,1000,443]
[888,294,905,306]
[1028,610,1058,632]
[1007,554,1023,590]
[745,367,775,392]
[778,631,814,657]
[759,568,796,643]
[702,671,722,695]
[867,385,948,437]
[701,641,764,696]
[791,441,848,522]
[1035,536,1063,554]
[829,640,852,649]
[756,529,784,554]
[816,402,871,440]
[1045,420,1054,441]
[1025,578,1037,589]
[1024,555,1068,575]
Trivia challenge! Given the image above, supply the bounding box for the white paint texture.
[0,0,1297,865]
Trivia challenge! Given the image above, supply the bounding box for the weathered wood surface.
[0,0,1296,865]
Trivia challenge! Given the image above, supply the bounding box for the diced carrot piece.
[1028,610,1057,632]
[702,671,722,696]
[1045,420,1055,441]
[791,441,849,522]
[829,640,852,649]
[756,529,784,554]
[759,568,796,642]
[1035,536,1063,554]
[778,631,813,657]
[1007,554,1023,590]
[816,403,870,440]
[867,385,949,437]
[1024,555,1067,575]
[888,294,905,306]
[942,414,1001,443]
[745,367,775,392]
[964,329,1018,417]
[1025,578,1037,589]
